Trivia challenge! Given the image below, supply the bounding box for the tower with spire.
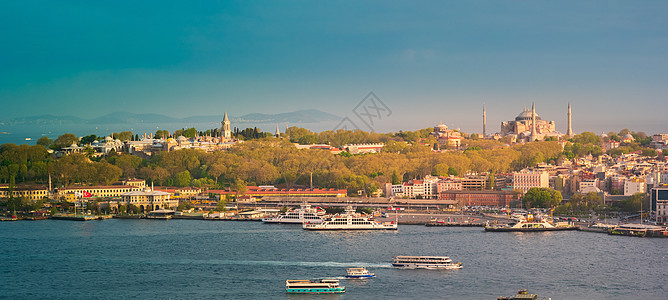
[567,102,573,137]
[482,103,487,137]
[221,112,232,139]
[531,102,536,141]
[275,124,280,138]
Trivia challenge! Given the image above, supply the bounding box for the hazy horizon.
[2,1,667,136]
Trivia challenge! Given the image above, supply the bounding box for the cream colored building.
[0,185,49,201]
[59,185,141,201]
[120,189,177,211]
[512,171,549,193]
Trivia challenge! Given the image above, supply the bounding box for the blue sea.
[1,220,666,299]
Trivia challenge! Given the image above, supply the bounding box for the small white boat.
[345,267,375,278]
[392,256,462,270]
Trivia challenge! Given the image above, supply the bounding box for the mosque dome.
[515,109,541,121]
[623,133,635,141]
[600,132,608,138]
[177,136,188,141]
[434,122,448,132]
[105,136,114,142]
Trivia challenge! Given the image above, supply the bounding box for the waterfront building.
[120,188,176,211]
[0,184,49,201]
[650,186,668,225]
[438,190,514,207]
[402,180,425,198]
[208,186,347,198]
[59,185,141,200]
[512,170,549,193]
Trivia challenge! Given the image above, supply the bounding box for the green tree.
[54,133,77,149]
[37,136,54,148]
[174,170,192,187]
[154,130,170,139]
[215,195,228,212]
[80,134,98,145]
[391,170,401,185]
[523,188,562,208]
[232,179,247,196]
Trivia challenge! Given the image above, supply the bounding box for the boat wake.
[208,260,393,268]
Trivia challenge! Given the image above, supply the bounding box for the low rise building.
[438,191,514,207]
[512,171,549,193]
[120,189,176,211]
[0,185,49,201]
[58,185,141,200]
[624,177,646,196]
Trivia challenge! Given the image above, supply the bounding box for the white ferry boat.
[285,279,345,294]
[262,204,325,224]
[302,206,397,230]
[484,214,575,232]
[345,267,375,278]
[392,255,462,269]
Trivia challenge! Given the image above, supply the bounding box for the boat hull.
[484,226,576,232]
[392,263,462,270]
[304,226,397,230]
[345,275,375,278]
[286,287,345,294]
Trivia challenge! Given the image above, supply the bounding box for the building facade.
[512,171,549,193]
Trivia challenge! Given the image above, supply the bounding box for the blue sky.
[1,1,667,134]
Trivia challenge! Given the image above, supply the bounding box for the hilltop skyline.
[1,1,667,134]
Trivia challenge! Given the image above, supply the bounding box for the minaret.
[482,103,487,137]
[275,124,280,138]
[567,102,573,137]
[221,112,231,139]
[531,102,536,141]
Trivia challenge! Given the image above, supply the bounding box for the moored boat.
[285,279,345,294]
[262,204,325,224]
[392,255,462,270]
[484,214,575,232]
[345,267,375,278]
[303,206,397,230]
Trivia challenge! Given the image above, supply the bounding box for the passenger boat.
[262,204,325,224]
[484,214,575,232]
[303,206,397,230]
[285,279,345,294]
[392,255,462,269]
[345,267,375,278]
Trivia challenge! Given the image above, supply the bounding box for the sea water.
[1,219,666,299]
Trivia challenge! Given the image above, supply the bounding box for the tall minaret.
[567,102,573,137]
[482,103,487,137]
[221,112,231,139]
[275,124,280,138]
[531,102,536,141]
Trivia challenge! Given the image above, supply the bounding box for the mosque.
[498,103,572,142]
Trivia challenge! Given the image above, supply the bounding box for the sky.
[1,1,667,135]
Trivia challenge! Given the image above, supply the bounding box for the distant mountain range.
[0,109,342,126]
